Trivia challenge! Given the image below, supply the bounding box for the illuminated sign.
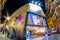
[16,14,24,23]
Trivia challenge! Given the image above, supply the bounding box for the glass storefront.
[25,12,48,40]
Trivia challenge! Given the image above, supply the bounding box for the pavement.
[26,34,60,40]
[0,31,60,40]
[0,32,10,40]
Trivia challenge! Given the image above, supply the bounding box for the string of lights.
[29,0,44,7]
[29,0,45,13]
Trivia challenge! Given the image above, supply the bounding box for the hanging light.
[38,3,41,6]
[31,0,34,3]
[38,1,42,6]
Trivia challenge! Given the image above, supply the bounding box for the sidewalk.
[26,34,60,40]
[0,32,10,40]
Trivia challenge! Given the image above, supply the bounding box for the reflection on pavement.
[26,34,60,40]
[0,32,10,40]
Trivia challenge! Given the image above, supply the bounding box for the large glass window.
[27,12,47,27]
[50,7,55,16]
[25,12,48,40]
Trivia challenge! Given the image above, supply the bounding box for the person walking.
[2,24,5,34]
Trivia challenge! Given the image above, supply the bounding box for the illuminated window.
[56,13,60,18]
[50,7,55,15]
[52,15,57,21]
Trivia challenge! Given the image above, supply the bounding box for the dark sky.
[1,0,29,23]
[2,0,29,15]
[1,0,45,23]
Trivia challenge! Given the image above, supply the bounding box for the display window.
[25,12,48,40]
[27,12,47,27]
[26,26,46,38]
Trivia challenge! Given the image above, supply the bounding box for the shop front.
[24,3,48,40]
[5,3,48,40]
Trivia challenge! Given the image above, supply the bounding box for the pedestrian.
[16,30,23,40]
[11,28,16,38]
[6,26,11,38]
[2,24,5,34]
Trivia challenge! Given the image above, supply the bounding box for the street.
[0,31,60,40]
[0,32,10,40]
[26,34,60,40]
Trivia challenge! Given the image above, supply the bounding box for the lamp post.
[3,11,11,29]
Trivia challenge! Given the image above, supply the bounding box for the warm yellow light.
[40,27,46,32]
[35,27,46,33]
[6,17,10,20]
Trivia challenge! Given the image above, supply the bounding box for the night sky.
[1,0,45,23]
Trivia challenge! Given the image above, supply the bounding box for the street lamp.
[6,17,10,20]
[3,11,11,25]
